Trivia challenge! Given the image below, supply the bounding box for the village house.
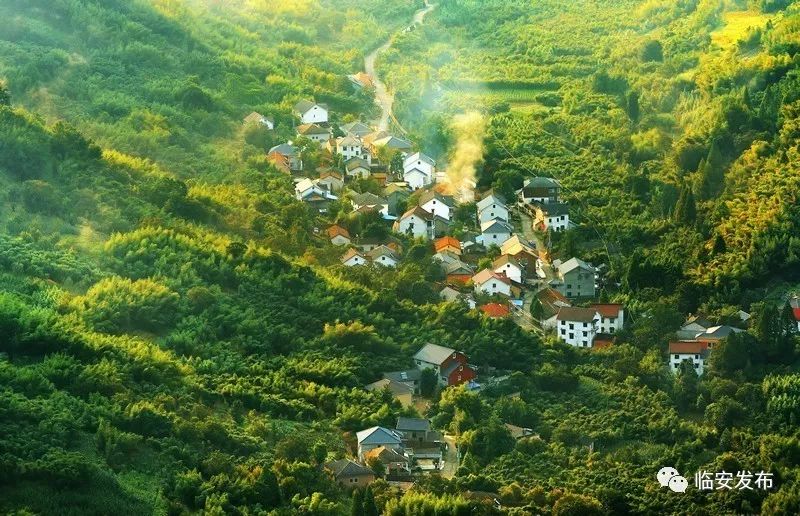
[472,269,512,297]
[347,72,375,90]
[439,286,476,308]
[505,423,535,440]
[501,235,538,268]
[555,257,596,299]
[418,190,454,220]
[356,426,404,460]
[269,143,303,172]
[351,192,390,218]
[336,134,368,162]
[534,202,570,232]
[518,176,561,204]
[327,225,351,246]
[433,249,461,266]
[413,343,477,387]
[341,248,367,267]
[476,192,509,223]
[694,325,744,346]
[669,340,710,375]
[324,459,375,489]
[365,378,413,408]
[396,417,436,444]
[536,287,572,329]
[792,297,800,331]
[434,236,461,255]
[317,170,344,193]
[372,134,413,154]
[266,152,291,174]
[445,260,474,285]
[403,152,436,190]
[480,302,511,319]
[677,315,714,340]
[295,177,337,212]
[296,123,331,145]
[492,255,524,284]
[589,303,625,334]
[383,369,422,394]
[367,245,400,267]
[363,446,410,480]
[243,111,274,129]
[556,306,601,348]
[345,157,371,180]
[294,99,329,124]
[341,120,373,138]
[477,219,514,247]
[384,183,410,216]
[393,206,448,240]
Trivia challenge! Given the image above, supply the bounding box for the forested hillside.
[2,0,800,515]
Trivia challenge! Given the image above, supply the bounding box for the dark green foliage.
[640,39,663,62]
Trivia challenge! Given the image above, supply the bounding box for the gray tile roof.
[356,426,402,445]
[396,417,431,432]
[413,343,456,365]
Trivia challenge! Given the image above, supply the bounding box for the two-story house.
[477,192,509,223]
[668,340,710,375]
[556,306,601,348]
[413,343,477,387]
[589,303,625,334]
[555,257,596,299]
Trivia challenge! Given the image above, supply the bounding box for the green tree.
[641,39,663,62]
[351,488,364,516]
[0,80,9,106]
[553,493,605,516]
[674,185,696,225]
[420,367,438,397]
[626,91,640,123]
[362,485,379,516]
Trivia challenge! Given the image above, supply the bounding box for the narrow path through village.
[364,1,437,132]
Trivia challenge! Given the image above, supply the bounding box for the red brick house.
[413,343,477,387]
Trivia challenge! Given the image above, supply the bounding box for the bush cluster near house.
[0,0,800,514]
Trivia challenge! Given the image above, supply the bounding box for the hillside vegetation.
[1,0,800,515]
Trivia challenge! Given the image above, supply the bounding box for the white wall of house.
[494,262,522,284]
[331,235,350,246]
[343,255,366,267]
[670,353,706,375]
[545,213,569,232]
[338,143,365,162]
[597,311,624,334]
[395,214,430,239]
[373,255,399,267]
[404,156,435,178]
[420,199,451,220]
[478,230,513,247]
[301,105,328,124]
[478,204,509,223]
[557,318,599,348]
[405,169,431,190]
[474,279,511,297]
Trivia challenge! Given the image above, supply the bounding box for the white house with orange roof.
[589,303,625,334]
[471,269,512,297]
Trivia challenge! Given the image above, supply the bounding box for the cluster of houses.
[324,416,443,488]
[324,343,481,487]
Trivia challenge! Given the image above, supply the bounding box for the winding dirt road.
[364,1,437,131]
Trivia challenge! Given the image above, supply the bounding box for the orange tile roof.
[479,303,510,318]
[434,236,461,253]
[327,225,350,239]
[590,303,623,318]
[668,341,709,354]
